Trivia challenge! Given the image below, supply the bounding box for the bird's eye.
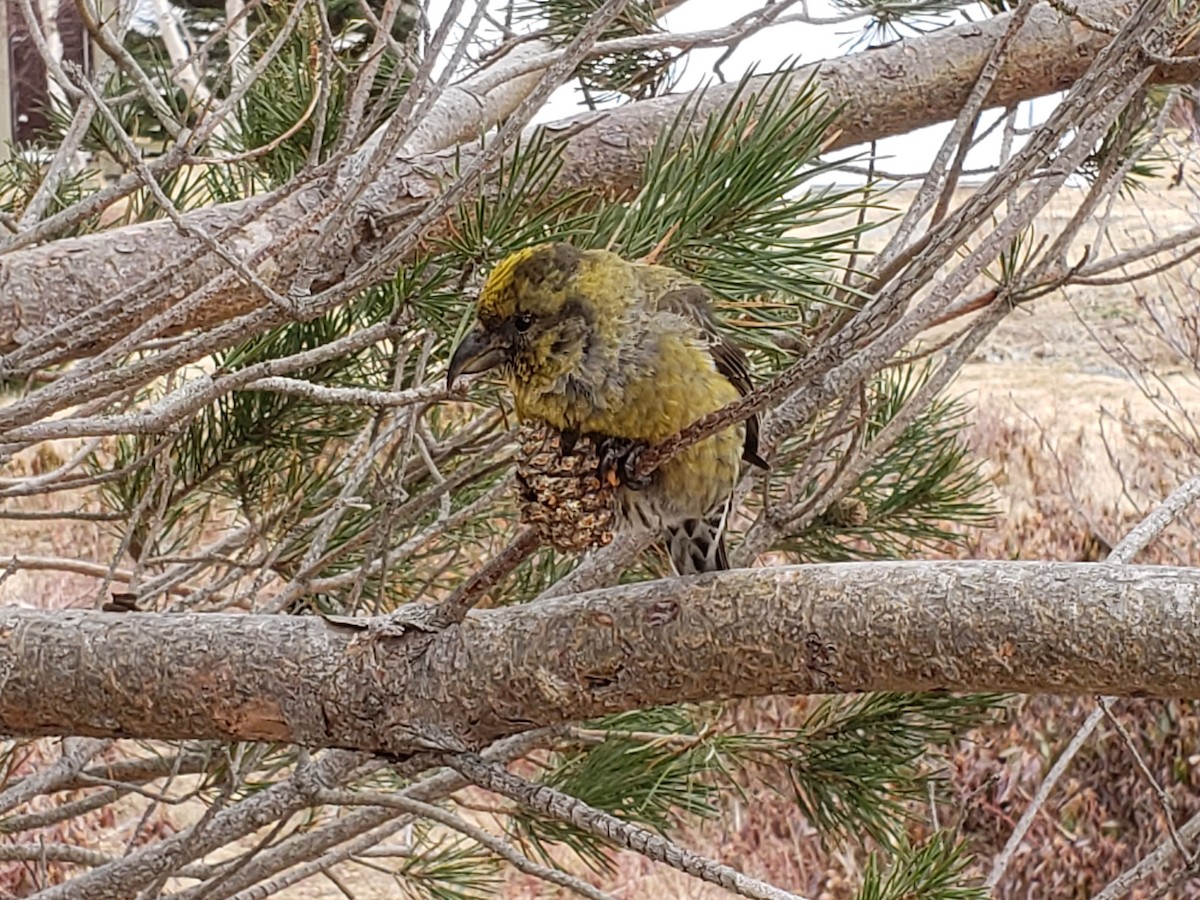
[514,313,534,333]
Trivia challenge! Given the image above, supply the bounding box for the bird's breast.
[580,334,739,442]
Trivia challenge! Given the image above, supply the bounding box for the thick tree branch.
[1,561,1198,752]
[1,0,1197,363]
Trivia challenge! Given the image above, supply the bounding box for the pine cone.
[515,424,617,552]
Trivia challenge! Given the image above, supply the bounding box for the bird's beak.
[447,328,506,389]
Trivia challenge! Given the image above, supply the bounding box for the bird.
[447,242,767,575]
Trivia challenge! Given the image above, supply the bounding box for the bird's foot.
[558,428,580,456]
[596,436,652,491]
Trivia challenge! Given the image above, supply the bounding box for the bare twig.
[429,527,541,627]
[0,738,112,816]
[1098,697,1191,862]
[443,752,813,900]
[880,0,1037,262]
[0,555,193,596]
[1093,813,1200,899]
[986,704,1106,890]
[319,788,616,900]
[1107,475,1200,563]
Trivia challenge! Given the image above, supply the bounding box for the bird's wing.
[654,283,769,470]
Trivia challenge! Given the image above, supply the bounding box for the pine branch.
[0,739,112,817]
[857,832,985,900]
[319,787,613,899]
[430,527,541,627]
[514,706,726,870]
[5,0,1196,368]
[631,0,1177,484]
[443,751,812,900]
[165,731,557,900]
[4,562,1200,752]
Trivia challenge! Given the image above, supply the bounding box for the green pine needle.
[589,66,874,304]
[727,693,1005,846]
[397,831,503,900]
[514,0,679,101]
[1078,97,1172,196]
[833,0,988,49]
[856,831,986,900]
[512,707,726,873]
[781,361,995,562]
[0,153,98,235]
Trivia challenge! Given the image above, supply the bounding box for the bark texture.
[1,561,1198,752]
[1,0,1197,357]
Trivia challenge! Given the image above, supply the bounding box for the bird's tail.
[666,502,731,575]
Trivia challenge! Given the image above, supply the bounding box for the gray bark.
[1,561,1197,752]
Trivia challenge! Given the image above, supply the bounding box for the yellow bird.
[448,243,766,574]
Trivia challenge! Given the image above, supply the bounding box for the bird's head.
[447,243,605,390]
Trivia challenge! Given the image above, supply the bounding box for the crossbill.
[447,242,766,574]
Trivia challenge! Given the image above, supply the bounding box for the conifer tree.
[0,1,1198,897]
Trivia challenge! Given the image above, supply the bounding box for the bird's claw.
[596,436,652,491]
[559,429,580,456]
